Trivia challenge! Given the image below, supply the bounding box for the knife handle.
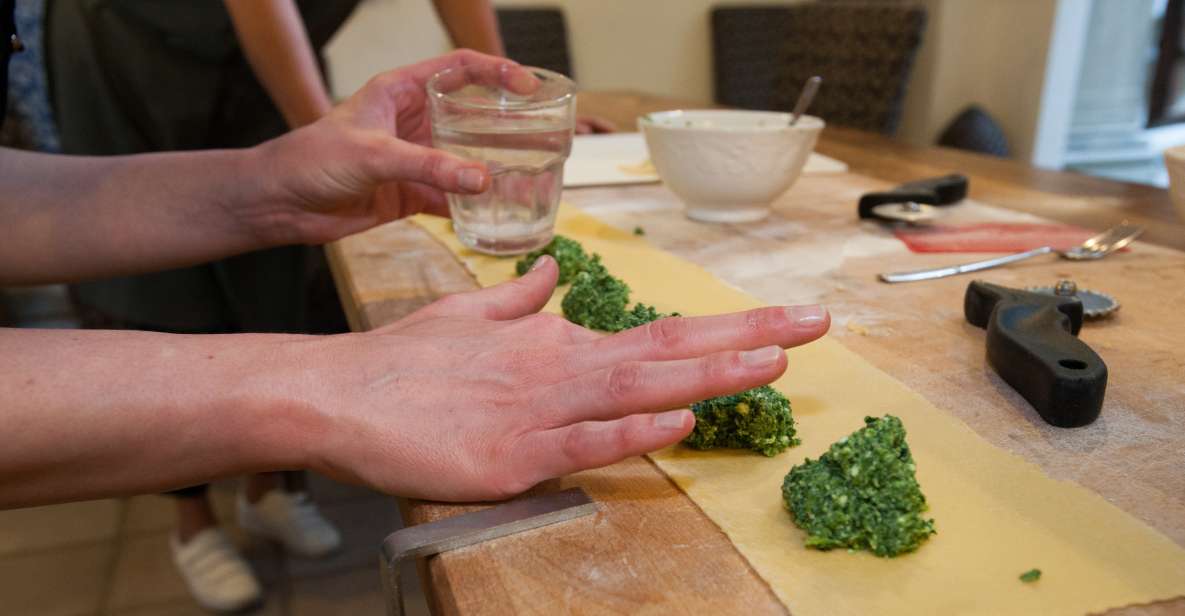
[964,281,1107,427]
[858,173,969,219]
[897,174,969,204]
[879,246,1054,283]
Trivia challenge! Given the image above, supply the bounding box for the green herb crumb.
[620,303,678,329]
[633,226,646,236]
[782,415,935,557]
[515,235,593,285]
[683,385,799,456]
[1019,569,1041,583]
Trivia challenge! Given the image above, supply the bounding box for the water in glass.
[435,115,572,255]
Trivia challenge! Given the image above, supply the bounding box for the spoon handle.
[789,76,822,126]
[879,246,1054,283]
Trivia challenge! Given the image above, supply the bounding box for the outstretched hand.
[244,50,539,245]
[290,256,830,502]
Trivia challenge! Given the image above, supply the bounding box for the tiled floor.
[0,472,431,616]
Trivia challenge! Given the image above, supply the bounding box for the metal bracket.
[379,488,598,616]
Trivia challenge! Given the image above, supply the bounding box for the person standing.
[44,0,506,611]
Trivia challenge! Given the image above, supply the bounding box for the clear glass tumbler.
[427,65,576,255]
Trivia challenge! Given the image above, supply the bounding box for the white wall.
[326,0,1061,160]
[1031,0,1092,168]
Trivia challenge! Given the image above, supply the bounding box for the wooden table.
[577,91,1185,253]
[327,92,1185,615]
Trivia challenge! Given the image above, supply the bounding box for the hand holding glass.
[428,65,576,255]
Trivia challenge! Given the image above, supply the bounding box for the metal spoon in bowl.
[878,222,1144,283]
[789,76,822,126]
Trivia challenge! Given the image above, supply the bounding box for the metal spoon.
[789,76,822,126]
[878,222,1144,283]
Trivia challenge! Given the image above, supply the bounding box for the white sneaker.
[170,528,263,613]
[237,490,342,558]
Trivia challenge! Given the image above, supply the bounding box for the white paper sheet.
[564,132,849,188]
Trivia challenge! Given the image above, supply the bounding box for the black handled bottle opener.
[964,281,1107,427]
[858,174,970,222]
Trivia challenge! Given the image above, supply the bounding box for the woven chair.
[496,7,574,78]
[712,3,927,135]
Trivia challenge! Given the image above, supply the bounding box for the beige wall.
[324,0,454,98]
[327,0,1059,159]
[494,0,809,105]
[898,0,1059,160]
[325,0,802,102]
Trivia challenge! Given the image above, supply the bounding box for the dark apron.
[1,0,15,122]
[46,0,358,333]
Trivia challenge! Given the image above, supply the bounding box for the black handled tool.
[964,281,1107,428]
[858,174,970,223]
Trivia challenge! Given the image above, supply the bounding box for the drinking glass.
[427,65,576,255]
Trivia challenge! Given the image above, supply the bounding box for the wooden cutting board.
[326,171,1185,615]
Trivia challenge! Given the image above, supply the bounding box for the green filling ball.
[515,235,593,285]
[560,259,675,332]
[782,415,935,557]
[683,386,799,457]
[516,235,674,332]
[560,260,630,331]
[620,303,668,330]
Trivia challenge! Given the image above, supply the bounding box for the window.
[1149,0,1185,126]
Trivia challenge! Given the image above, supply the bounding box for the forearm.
[225,0,334,128]
[432,0,505,56]
[0,51,521,285]
[0,147,274,285]
[0,328,323,507]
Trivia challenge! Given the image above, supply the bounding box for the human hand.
[576,115,616,134]
[242,50,539,246]
[288,256,830,502]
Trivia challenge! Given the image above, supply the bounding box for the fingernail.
[505,65,540,93]
[457,168,485,192]
[741,345,782,367]
[785,304,827,326]
[529,254,553,272]
[654,410,687,430]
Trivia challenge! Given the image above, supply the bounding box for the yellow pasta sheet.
[415,207,1185,616]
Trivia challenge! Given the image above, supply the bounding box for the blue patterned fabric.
[1,0,59,152]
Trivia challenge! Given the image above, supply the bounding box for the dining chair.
[712,3,927,135]
[496,7,574,79]
[936,105,1012,158]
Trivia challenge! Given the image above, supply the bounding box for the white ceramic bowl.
[639,110,824,223]
[1163,145,1185,223]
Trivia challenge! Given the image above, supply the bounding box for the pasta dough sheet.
[415,207,1185,616]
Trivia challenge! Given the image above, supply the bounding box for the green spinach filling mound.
[782,415,935,557]
[515,235,593,285]
[683,385,799,456]
[515,236,674,333]
[520,236,799,457]
[560,261,676,332]
[560,260,630,330]
[620,303,668,330]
